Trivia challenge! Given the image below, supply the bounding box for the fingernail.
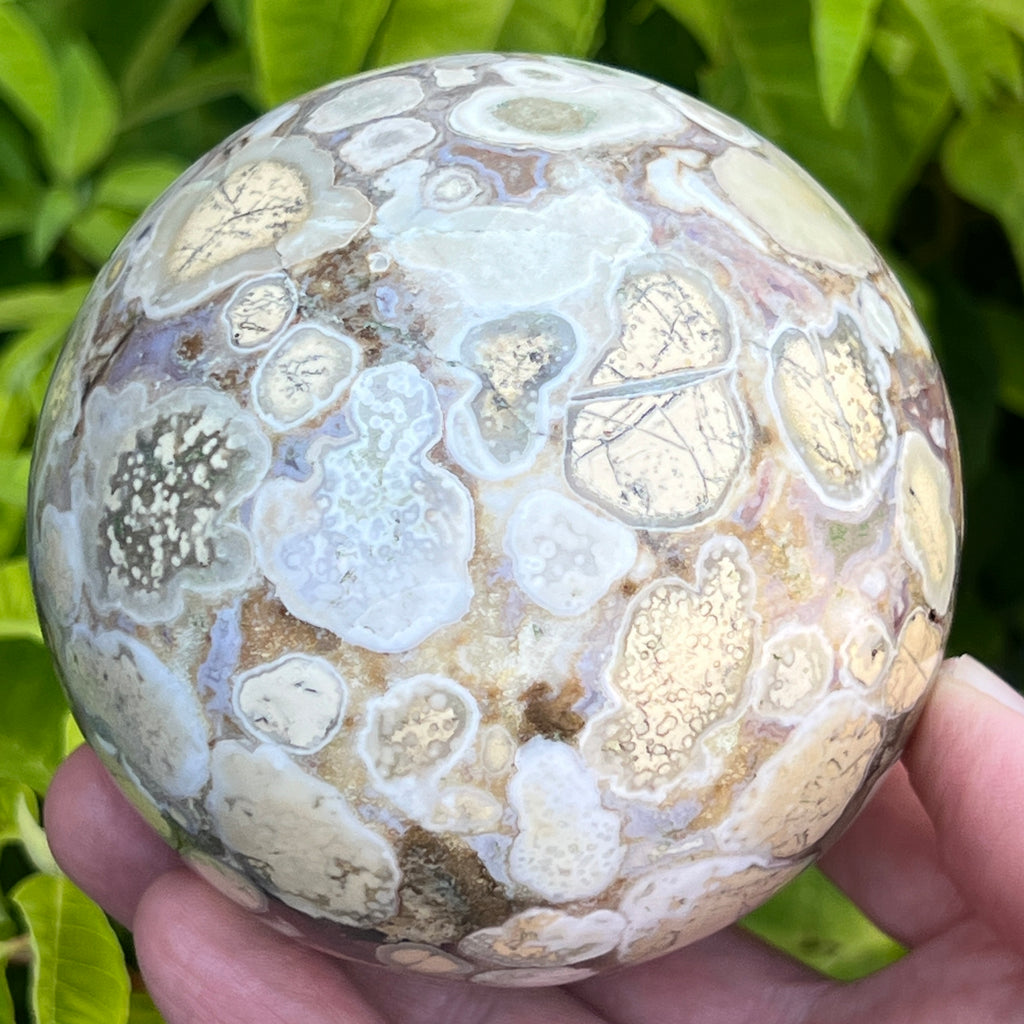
[944,655,1024,717]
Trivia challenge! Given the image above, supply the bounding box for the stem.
[0,933,32,965]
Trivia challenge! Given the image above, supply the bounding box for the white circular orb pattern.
[29,54,962,985]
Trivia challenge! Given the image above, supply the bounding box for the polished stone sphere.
[29,54,961,985]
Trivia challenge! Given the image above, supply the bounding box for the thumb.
[903,655,1024,952]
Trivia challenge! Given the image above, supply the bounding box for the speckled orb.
[29,54,961,985]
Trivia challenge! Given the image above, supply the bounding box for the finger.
[574,927,827,1024]
[901,655,1024,952]
[134,871,387,1024]
[136,870,608,1024]
[818,760,965,946]
[44,745,182,927]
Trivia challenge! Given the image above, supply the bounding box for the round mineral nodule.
[28,53,962,985]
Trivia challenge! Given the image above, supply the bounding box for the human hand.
[45,656,1024,1024]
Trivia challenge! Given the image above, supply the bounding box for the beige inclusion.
[459,908,626,967]
[840,616,894,689]
[358,675,498,831]
[360,674,479,785]
[376,943,472,976]
[233,654,346,753]
[225,276,296,350]
[447,311,577,479]
[771,317,894,510]
[896,432,957,615]
[507,737,624,902]
[583,537,757,796]
[206,741,399,928]
[169,160,310,283]
[567,262,746,529]
[712,146,877,272]
[884,607,944,714]
[720,693,881,858]
[754,625,834,716]
[588,268,733,387]
[567,375,746,529]
[253,324,360,430]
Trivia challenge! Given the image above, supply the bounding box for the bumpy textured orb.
[30,54,961,984]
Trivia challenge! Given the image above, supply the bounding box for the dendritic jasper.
[29,54,962,985]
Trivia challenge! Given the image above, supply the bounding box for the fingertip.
[904,656,1024,950]
[133,870,385,1024]
[44,746,181,927]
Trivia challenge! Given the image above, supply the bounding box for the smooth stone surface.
[29,53,962,985]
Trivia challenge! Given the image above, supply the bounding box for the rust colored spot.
[384,826,514,944]
[176,331,205,362]
[519,679,585,743]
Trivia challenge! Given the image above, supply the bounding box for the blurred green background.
[0,0,1021,1020]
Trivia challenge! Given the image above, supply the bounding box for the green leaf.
[128,991,167,1024]
[0,639,67,793]
[895,0,1023,110]
[978,0,1024,39]
[0,4,59,139]
[12,874,131,1024]
[63,711,85,759]
[119,0,211,106]
[369,0,514,67]
[810,0,884,125]
[14,789,62,876]
[94,157,188,210]
[0,196,33,241]
[742,867,905,980]
[28,185,83,265]
[656,0,724,55]
[250,0,391,107]
[121,46,251,129]
[0,972,12,1024]
[0,281,90,332]
[0,320,75,402]
[0,391,31,455]
[40,40,120,183]
[68,206,135,266]
[0,559,41,642]
[0,451,30,507]
[942,104,1024,281]
[0,781,38,847]
[496,0,605,56]
[215,0,248,39]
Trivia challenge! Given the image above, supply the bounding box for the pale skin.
[45,656,1024,1024]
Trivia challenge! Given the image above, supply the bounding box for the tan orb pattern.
[29,54,961,984]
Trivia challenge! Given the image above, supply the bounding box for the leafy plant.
[0,0,1021,1020]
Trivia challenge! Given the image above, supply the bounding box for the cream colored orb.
[29,54,961,985]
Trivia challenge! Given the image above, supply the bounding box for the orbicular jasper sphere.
[29,54,961,985]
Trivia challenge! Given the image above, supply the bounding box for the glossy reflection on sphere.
[29,54,962,985]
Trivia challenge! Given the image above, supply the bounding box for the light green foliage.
[251,0,391,106]
[11,875,130,1024]
[0,1,1021,1021]
[370,0,516,65]
[895,0,1022,111]
[810,0,884,125]
[497,0,605,55]
[744,867,906,979]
